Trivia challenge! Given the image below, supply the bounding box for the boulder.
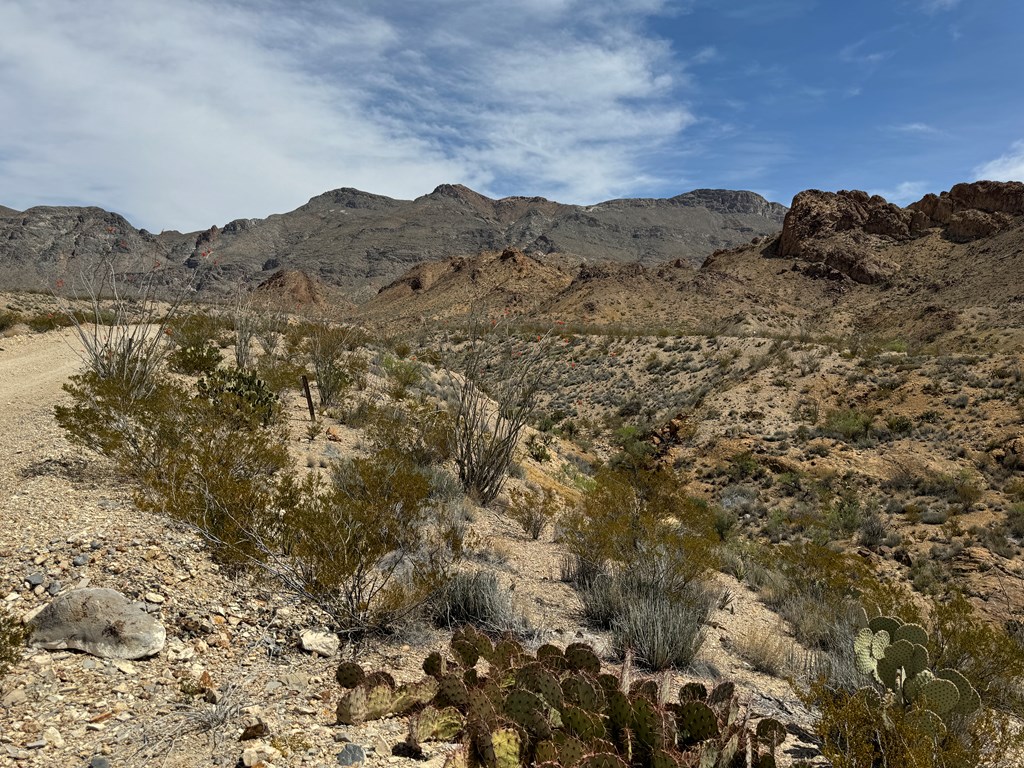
[28,588,166,659]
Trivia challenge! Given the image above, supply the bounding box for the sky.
[1,0,1022,233]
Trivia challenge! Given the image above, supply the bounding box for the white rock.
[299,629,340,657]
[241,741,282,767]
[42,726,65,749]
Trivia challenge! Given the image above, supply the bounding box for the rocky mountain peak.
[671,189,788,221]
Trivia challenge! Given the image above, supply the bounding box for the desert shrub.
[167,317,224,375]
[561,467,719,590]
[858,507,888,548]
[1007,503,1024,538]
[58,362,453,635]
[272,452,458,633]
[431,570,527,635]
[506,485,560,540]
[524,432,552,462]
[168,340,222,375]
[0,606,27,679]
[725,451,765,482]
[735,626,790,676]
[608,575,715,671]
[823,408,876,442]
[382,355,422,400]
[308,323,365,406]
[807,678,1011,768]
[886,414,914,435]
[0,309,21,333]
[951,471,984,511]
[362,401,453,468]
[930,592,1024,715]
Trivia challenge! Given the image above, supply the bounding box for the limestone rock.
[299,628,340,657]
[28,588,166,659]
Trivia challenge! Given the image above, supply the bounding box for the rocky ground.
[0,326,825,768]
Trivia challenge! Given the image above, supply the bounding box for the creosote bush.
[506,485,561,540]
[562,468,719,670]
[57,357,460,635]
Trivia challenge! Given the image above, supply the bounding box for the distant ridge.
[0,184,787,298]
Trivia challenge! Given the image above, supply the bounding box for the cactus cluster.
[197,368,279,427]
[336,626,787,768]
[852,608,981,739]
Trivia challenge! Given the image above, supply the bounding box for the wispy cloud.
[0,0,692,231]
[975,141,1024,182]
[839,39,893,67]
[889,122,943,135]
[921,0,961,12]
[870,180,930,204]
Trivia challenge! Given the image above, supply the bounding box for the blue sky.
[0,0,1021,232]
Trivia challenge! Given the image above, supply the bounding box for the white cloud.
[974,141,1024,182]
[870,181,930,204]
[0,0,692,231]
[890,122,942,135]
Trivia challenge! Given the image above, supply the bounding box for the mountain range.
[0,185,786,299]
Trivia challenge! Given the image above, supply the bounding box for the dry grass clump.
[734,626,790,676]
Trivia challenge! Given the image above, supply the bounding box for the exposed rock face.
[28,588,167,659]
[776,181,1024,285]
[777,190,909,284]
[909,180,1024,242]
[254,268,327,307]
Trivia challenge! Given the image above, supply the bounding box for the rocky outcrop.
[909,180,1024,242]
[777,190,909,284]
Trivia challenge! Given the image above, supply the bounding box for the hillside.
[358,181,1024,351]
[0,185,786,299]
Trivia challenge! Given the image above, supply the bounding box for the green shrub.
[0,309,21,333]
[506,486,560,540]
[308,323,365,406]
[823,408,876,442]
[561,468,718,589]
[363,401,453,468]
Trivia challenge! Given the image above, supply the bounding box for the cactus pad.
[413,706,465,742]
[490,727,522,768]
[423,651,449,679]
[868,615,903,636]
[883,638,914,670]
[875,655,899,692]
[391,678,439,715]
[854,628,875,674]
[871,629,891,660]
[452,638,480,669]
[366,683,396,719]
[708,681,736,707]
[679,682,708,703]
[921,678,960,715]
[438,673,471,711]
[630,679,660,702]
[553,733,587,766]
[650,748,682,768]
[908,643,930,678]
[336,685,368,725]
[893,622,928,647]
[565,643,602,675]
[903,669,934,704]
[504,689,553,739]
[906,709,947,740]
[537,644,567,670]
[676,701,718,742]
[607,690,633,731]
[577,753,629,768]
[335,661,366,689]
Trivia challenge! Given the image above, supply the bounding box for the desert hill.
[358,181,1024,351]
[0,185,786,298]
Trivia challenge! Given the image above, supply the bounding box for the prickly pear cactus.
[338,633,780,768]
